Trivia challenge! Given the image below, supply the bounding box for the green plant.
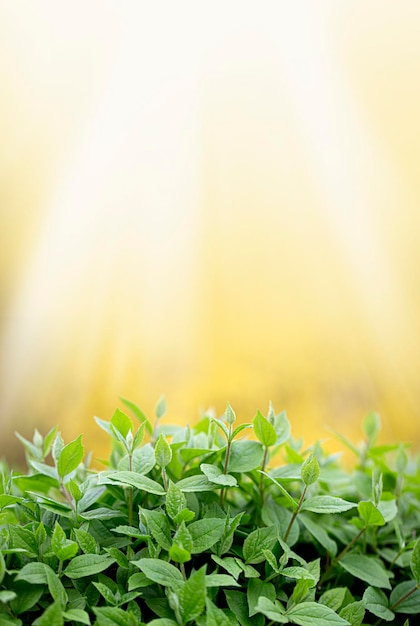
[0,399,419,625]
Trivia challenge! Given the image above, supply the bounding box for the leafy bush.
[0,399,419,625]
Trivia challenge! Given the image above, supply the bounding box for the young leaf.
[225,403,236,426]
[57,435,84,479]
[358,501,385,526]
[301,454,320,486]
[165,480,186,519]
[111,408,133,438]
[363,412,381,442]
[155,395,167,419]
[253,410,277,447]
[155,434,172,468]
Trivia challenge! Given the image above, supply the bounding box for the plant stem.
[220,425,232,507]
[259,446,269,507]
[284,486,307,542]
[389,583,419,611]
[128,453,133,526]
[319,525,367,587]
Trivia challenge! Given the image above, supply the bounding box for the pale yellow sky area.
[1,1,420,460]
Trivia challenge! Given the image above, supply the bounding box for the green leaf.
[169,543,191,564]
[176,475,217,492]
[173,521,193,553]
[93,582,116,605]
[64,554,115,579]
[299,513,337,556]
[93,606,132,626]
[166,480,186,519]
[211,556,243,580]
[255,597,288,623]
[363,587,394,621]
[200,464,237,487]
[111,408,132,438]
[227,440,264,472]
[188,518,226,553]
[253,410,277,447]
[339,601,365,626]
[301,496,356,514]
[339,554,391,589]
[301,454,320,486]
[225,590,264,626]
[205,574,240,587]
[281,566,317,585]
[273,410,291,445]
[133,558,183,589]
[319,587,349,612]
[243,525,277,564]
[15,562,48,584]
[205,598,234,626]
[62,609,91,625]
[128,572,154,590]
[179,566,206,623]
[0,590,17,603]
[124,444,155,474]
[410,537,420,583]
[142,509,172,551]
[155,435,172,468]
[248,579,276,617]
[358,501,385,526]
[9,526,38,557]
[287,602,350,626]
[74,528,99,554]
[390,581,420,614]
[120,397,153,434]
[51,522,79,561]
[45,564,68,608]
[10,582,44,615]
[100,471,165,495]
[33,601,63,626]
[57,435,84,479]
[155,395,167,419]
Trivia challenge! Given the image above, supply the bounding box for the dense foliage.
[0,398,419,626]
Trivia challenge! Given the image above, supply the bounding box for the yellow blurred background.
[1,1,420,462]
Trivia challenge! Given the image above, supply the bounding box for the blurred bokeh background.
[1,0,420,463]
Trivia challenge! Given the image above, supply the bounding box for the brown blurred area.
[1,1,420,465]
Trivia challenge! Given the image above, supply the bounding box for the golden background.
[1,1,420,462]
